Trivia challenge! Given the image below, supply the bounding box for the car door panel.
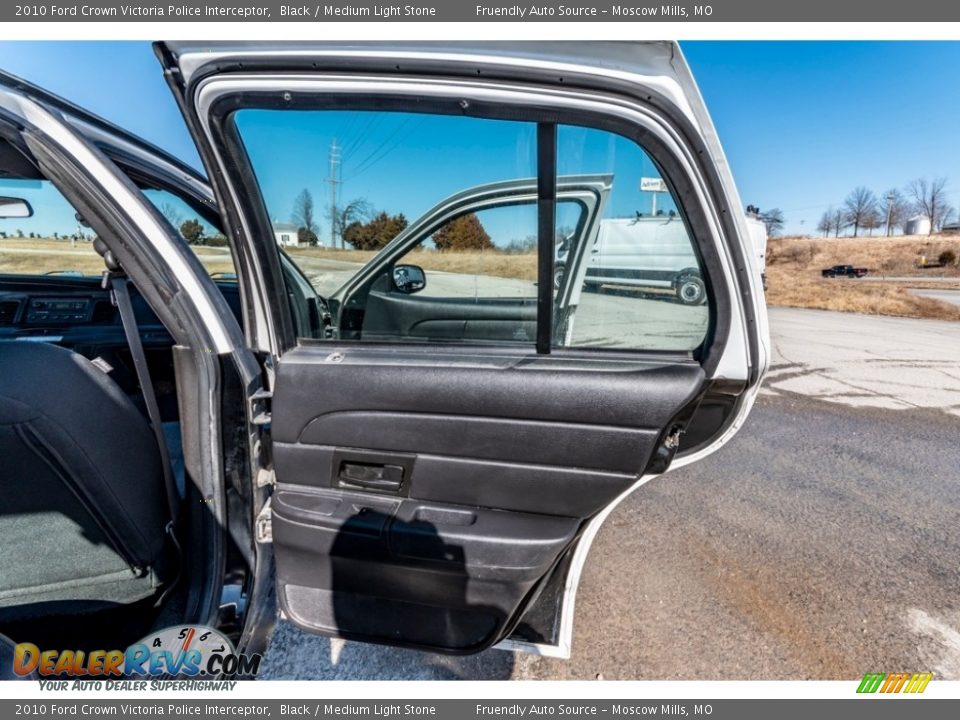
[158,41,767,656]
[362,290,538,344]
[267,344,704,650]
[272,484,578,650]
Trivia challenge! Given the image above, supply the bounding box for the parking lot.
[260,306,960,680]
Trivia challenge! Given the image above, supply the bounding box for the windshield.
[0,178,105,276]
[0,178,236,279]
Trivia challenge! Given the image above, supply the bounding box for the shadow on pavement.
[258,622,516,680]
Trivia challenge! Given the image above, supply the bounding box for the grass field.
[285,246,539,282]
[0,237,235,277]
[765,235,960,321]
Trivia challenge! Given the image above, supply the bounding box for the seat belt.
[107,273,180,528]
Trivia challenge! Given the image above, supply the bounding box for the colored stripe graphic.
[857,673,886,693]
[904,673,933,693]
[857,672,932,693]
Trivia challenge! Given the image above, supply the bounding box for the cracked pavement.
[762,307,960,414]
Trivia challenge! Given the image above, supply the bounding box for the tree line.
[816,178,953,238]
[289,188,496,252]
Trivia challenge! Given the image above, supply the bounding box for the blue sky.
[1,41,960,237]
[234,109,671,245]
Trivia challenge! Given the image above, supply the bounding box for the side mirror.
[0,197,33,219]
[392,264,426,294]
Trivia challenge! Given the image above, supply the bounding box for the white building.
[904,215,932,236]
[273,222,301,247]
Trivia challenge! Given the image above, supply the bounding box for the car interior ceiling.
[0,138,246,652]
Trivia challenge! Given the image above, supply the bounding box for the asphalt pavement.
[911,288,960,308]
[259,306,960,680]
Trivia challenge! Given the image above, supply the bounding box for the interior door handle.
[338,461,405,493]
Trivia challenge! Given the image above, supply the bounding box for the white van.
[579,213,768,304]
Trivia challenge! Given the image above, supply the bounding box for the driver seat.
[0,341,172,622]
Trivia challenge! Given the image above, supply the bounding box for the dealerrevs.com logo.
[13,625,261,681]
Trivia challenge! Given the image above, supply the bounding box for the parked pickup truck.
[822,264,868,278]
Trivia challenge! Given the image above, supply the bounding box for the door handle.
[337,461,405,493]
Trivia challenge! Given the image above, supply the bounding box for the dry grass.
[0,237,234,277]
[766,235,960,320]
[768,234,960,277]
[286,246,539,281]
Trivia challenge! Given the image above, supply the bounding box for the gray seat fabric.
[0,341,171,621]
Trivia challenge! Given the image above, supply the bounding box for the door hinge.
[255,498,273,544]
[663,425,683,450]
[249,387,273,427]
[645,423,685,475]
[256,467,276,488]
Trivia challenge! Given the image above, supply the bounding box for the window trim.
[535,122,556,355]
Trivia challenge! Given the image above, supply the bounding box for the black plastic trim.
[536,122,556,355]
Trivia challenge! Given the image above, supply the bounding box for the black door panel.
[294,413,652,472]
[362,290,537,343]
[273,347,705,436]
[272,486,578,652]
[274,444,637,517]
[269,344,705,650]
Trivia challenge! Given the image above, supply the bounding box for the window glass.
[0,178,103,277]
[401,204,539,299]
[234,109,539,344]
[553,126,709,352]
[231,109,709,352]
[141,189,236,280]
[0,178,236,282]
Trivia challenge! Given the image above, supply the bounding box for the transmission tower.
[328,138,341,248]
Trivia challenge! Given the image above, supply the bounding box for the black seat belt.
[107,273,180,528]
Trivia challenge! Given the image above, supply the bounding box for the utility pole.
[328,138,341,249]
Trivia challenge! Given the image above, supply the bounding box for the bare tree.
[906,177,951,235]
[879,189,909,236]
[842,186,878,237]
[158,202,183,231]
[817,208,834,237]
[938,206,957,232]
[328,197,373,246]
[759,208,785,237]
[291,188,320,243]
[831,207,847,238]
[862,207,883,236]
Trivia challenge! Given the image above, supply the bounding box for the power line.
[344,116,425,182]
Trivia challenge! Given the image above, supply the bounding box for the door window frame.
[325,181,606,338]
[194,76,737,370]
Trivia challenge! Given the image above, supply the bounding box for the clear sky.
[1,41,960,236]
[234,108,672,245]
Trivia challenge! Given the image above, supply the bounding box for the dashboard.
[0,275,242,348]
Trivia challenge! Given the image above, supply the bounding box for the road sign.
[640,177,668,193]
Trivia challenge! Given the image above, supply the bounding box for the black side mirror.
[0,197,33,219]
[392,264,426,294]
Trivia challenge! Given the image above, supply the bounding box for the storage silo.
[904,215,932,235]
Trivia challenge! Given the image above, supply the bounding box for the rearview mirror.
[392,264,426,294]
[0,197,33,219]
